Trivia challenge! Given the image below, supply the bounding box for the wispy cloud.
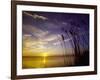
[23,25,49,38]
[43,34,58,42]
[24,12,48,20]
[62,22,68,25]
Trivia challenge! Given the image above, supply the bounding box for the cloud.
[62,22,68,25]
[24,12,48,20]
[23,25,49,38]
[33,14,48,20]
[23,34,32,37]
[44,34,59,42]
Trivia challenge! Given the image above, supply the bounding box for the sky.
[22,11,89,57]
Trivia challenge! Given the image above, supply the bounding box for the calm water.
[22,55,76,68]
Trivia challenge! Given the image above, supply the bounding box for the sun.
[43,52,48,57]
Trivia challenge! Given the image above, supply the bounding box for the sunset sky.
[22,11,89,56]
